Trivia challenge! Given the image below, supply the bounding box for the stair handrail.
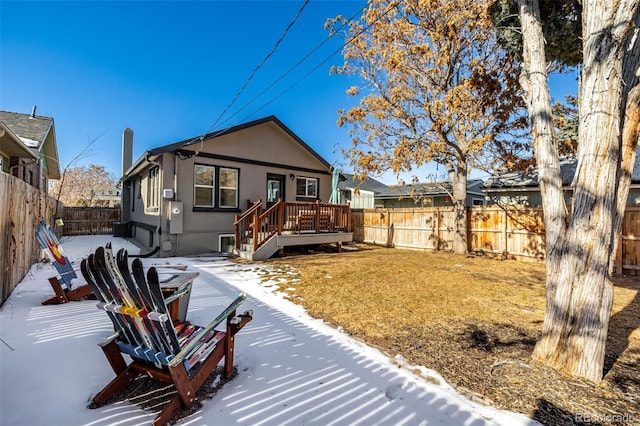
[253,199,284,251]
[234,199,262,250]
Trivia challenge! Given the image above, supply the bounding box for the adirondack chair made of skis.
[80,246,253,426]
[36,220,94,305]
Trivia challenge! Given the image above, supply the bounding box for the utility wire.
[187,0,391,149]
[211,2,370,131]
[236,1,400,125]
[205,0,310,134]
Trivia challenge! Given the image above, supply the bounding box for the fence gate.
[61,207,120,235]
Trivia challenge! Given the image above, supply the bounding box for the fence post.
[436,208,441,250]
[503,209,509,258]
[386,208,392,247]
[615,228,623,274]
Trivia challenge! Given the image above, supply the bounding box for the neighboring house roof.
[338,173,390,194]
[125,115,331,179]
[338,172,484,199]
[0,110,61,179]
[0,122,38,160]
[483,150,640,190]
[377,179,485,200]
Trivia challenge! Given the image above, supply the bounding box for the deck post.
[315,200,321,233]
[252,208,260,251]
[234,214,240,250]
[277,199,284,234]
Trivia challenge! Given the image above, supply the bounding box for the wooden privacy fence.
[351,206,640,275]
[0,173,63,304]
[61,207,120,235]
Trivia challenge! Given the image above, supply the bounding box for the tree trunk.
[517,0,567,305]
[521,0,640,382]
[446,159,468,254]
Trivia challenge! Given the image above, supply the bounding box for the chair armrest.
[164,282,193,305]
[168,292,247,368]
[98,331,121,348]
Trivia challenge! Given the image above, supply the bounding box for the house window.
[147,166,160,211]
[219,234,235,253]
[195,165,215,206]
[219,167,238,208]
[472,197,485,206]
[194,164,239,209]
[296,177,318,199]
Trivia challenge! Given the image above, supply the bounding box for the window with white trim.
[219,234,235,253]
[296,177,318,199]
[146,166,160,211]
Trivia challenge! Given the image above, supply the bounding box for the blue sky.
[1,1,577,184]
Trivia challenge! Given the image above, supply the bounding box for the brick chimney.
[122,128,133,176]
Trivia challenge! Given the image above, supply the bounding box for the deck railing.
[234,200,351,252]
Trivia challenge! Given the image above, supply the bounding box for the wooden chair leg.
[93,340,138,405]
[41,277,69,305]
[153,395,184,426]
[169,364,197,408]
[101,338,129,375]
[224,311,237,379]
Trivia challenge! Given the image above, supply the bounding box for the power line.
[236,1,400,125]
[205,0,310,134]
[212,2,370,130]
[190,0,392,149]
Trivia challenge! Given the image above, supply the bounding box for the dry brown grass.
[247,243,640,426]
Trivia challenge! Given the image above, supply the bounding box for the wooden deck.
[234,200,353,260]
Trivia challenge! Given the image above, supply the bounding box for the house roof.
[0,110,60,179]
[0,122,39,159]
[483,150,640,190]
[338,173,485,199]
[376,179,485,199]
[0,111,53,148]
[338,173,390,194]
[126,115,331,178]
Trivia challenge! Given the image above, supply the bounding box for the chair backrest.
[81,245,184,358]
[35,220,78,288]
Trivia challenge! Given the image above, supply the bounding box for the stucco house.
[119,115,346,257]
[483,151,640,206]
[0,108,61,190]
[338,173,486,208]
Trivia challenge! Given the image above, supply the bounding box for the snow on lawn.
[0,235,539,426]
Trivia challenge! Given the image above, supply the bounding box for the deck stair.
[234,200,353,261]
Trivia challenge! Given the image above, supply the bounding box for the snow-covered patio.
[0,235,538,426]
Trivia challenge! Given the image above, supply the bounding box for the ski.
[131,258,182,353]
[101,244,161,352]
[94,246,153,349]
[113,248,172,354]
[82,251,138,344]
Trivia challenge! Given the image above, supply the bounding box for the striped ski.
[102,244,162,352]
[112,248,172,354]
[131,258,182,353]
[94,246,156,350]
[82,252,139,344]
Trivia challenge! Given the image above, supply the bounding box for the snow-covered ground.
[0,235,539,426]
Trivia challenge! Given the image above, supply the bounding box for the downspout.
[168,152,180,256]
